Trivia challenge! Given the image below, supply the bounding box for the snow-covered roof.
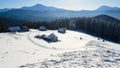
[8,26,21,32]
[21,26,29,31]
[39,26,46,31]
[47,33,58,42]
[58,28,67,33]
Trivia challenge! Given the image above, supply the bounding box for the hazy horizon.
[0,0,120,10]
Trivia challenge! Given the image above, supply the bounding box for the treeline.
[0,15,120,42]
[0,16,22,32]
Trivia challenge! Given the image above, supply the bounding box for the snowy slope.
[0,29,120,68]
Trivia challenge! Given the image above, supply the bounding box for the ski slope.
[0,29,120,68]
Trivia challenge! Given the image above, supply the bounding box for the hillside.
[0,29,120,68]
[94,15,120,22]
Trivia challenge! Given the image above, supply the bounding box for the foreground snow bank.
[19,41,120,68]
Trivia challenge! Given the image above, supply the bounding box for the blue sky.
[0,0,120,10]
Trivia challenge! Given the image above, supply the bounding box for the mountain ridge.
[0,4,120,21]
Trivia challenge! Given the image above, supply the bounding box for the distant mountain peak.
[32,4,46,8]
[20,3,64,12]
[95,5,120,12]
[21,3,49,11]
[100,5,111,8]
[96,5,112,11]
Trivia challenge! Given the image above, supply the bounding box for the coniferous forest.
[0,15,120,42]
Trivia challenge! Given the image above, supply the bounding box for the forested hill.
[0,15,120,42]
[94,15,120,23]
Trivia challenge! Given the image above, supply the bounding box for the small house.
[39,26,46,31]
[8,26,22,32]
[21,26,29,31]
[47,33,58,42]
[58,28,67,33]
[35,33,58,42]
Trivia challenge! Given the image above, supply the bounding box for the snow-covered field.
[0,29,120,68]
